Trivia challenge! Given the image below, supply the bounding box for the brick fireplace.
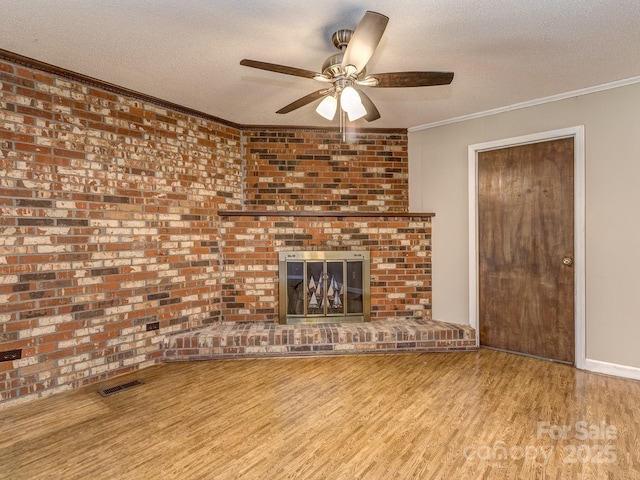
[215,128,435,325]
[218,211,434,324]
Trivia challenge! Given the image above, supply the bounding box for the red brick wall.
[243,128,408,211]
[0,55,422,407]
[0,59,242,405]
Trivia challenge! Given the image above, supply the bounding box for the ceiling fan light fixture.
[340,86,362,111]
[340,86,367,121]
[346,100,367,121]
[316,95,338,120]
[239,11,455,131]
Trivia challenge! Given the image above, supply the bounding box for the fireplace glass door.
[279,251,370,324]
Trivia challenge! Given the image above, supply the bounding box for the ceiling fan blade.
[357,90,381,122]
[240,59,321,80]
[341,11,389,74]
[276,90,330,114]
[370,71,454,88]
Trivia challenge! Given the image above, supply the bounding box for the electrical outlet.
[146,322,160,332]
[0,349,21,362]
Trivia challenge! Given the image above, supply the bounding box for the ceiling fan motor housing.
[323,29,368,81]
[322,30,357,79]
[321,53,344,78]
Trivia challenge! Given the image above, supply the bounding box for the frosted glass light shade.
[340,86,361,112]
[346,101,367,121]
[315,95,337,120]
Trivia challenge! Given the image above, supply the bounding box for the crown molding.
[409,75,640,132]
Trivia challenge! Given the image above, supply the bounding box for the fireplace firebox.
[278,251,370,324]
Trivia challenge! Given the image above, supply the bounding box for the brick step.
[162,318,476,361]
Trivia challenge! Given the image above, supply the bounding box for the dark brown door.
[478,138,575,363]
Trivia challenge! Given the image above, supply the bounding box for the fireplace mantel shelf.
[218,210,435,218]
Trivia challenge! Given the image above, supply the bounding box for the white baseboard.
[584,359,640,381]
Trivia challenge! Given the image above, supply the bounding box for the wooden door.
[478,138,574,363]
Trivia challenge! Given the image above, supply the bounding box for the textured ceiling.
[1,0,640,129]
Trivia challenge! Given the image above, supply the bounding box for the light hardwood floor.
[1,349,639,479]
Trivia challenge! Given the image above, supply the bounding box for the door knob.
[562,257,573,266]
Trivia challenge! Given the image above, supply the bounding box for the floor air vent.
[98,379,143,397]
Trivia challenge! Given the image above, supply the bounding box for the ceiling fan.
[240,11,454,124]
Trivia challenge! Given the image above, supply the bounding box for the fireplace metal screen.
[278,251,370,324]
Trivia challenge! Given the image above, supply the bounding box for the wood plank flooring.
[1,349,639,479]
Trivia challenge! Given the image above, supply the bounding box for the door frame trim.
[468,126,586,368]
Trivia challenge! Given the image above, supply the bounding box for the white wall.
[409,81,640,370]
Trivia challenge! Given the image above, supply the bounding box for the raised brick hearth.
[163,318,476,360]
